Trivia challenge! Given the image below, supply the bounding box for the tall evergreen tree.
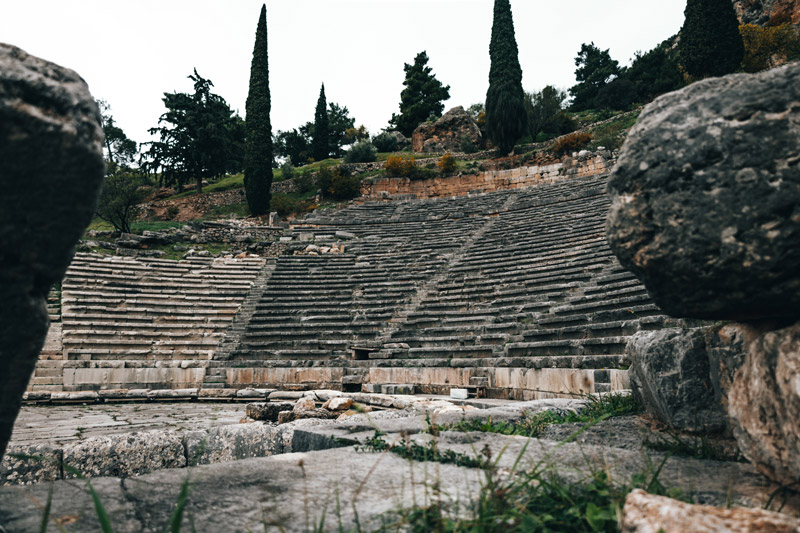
[389,51,450,137]
[486,0,528,155]
[244,4,273,216]
[312,83,330,161]
[679,0,745,79]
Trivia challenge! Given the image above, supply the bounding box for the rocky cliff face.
[733,0,800,25]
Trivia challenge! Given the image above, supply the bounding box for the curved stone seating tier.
[227,174,671,399]
[28,254,266,392]
[30,174,671,399]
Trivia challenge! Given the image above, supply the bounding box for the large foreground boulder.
[411,106,482,153]
[607,63,800,320]
[621,489,800,532]
[628,328,728,432]
[0,44,104,459]
[728,321,800,485]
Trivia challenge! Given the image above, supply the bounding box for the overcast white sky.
[3,1,686,145]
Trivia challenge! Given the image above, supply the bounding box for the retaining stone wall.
[362,153,614,200]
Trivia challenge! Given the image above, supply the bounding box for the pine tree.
[486,0,528,155]
[244,4,273,216]
[679,0,745,79]
[389,51,450,138]
[312,83,329,161]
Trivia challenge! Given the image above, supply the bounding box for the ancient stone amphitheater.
[27,158,681,402]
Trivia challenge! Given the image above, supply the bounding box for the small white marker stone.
[449,388,469,400]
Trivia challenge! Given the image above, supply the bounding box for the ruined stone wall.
[361,152,614,200]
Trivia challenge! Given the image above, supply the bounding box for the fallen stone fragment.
[322,397,353,411]
[0,43,105,459]
[628,328,728,432]
[607,62,800,320]
[293,397,316,412]
[728,321,800,485]
[621,489,800,532]
[246,402,294,422]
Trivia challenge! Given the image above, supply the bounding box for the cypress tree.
[244,4,272,216]
[312,83,329,161]
[679,0,745,79]
[486,0,528,155]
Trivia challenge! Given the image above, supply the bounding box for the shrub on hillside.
[344,141,378,163]
[385,155,417,178]
[270,193,314,217]
[317,165,362,200]
[294,171,315,194]
[280,160,295,181]
[372,132,399,153]
[437,153,457,175]
[552,132,592,156]
[459,135,478,154]
[96,171,150,234]
[409,167,437,181]
[740,23,800,72]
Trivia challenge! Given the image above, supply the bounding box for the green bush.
[280,160,295,181]
[344,141,377,163]
[316,165,334,197]
[328,168,362,200]
[293,172,315,194]
[318,165,362,200]
[270,193,297,217]
[372,132,399,153]
[409,167,437,181]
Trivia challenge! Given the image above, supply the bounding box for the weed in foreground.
[434,393,642,438]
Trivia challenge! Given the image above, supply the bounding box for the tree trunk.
[196,176,203,195]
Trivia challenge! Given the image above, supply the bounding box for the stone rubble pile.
[608,62,800,527]
[81,219,286,259]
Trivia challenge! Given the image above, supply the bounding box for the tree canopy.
[389,51,451,137]
[244,3,273,216]
[485,0,527,154]
[524,86,575,140]
[679,0,744,78]
[142,70,244,194]
[97,100,137,171]
[275,102,359,165]
[568,43,621,111]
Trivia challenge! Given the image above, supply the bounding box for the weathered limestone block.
[0,443,61,485]
[705,322,772,413]
[621,489,800,532]
[0,44,105,459]
[411,106,482,153]
[62,431,185,478]
[728,321,800,485]
[628,328,728,432]
[607,62,800,320]
[183,424,280,466]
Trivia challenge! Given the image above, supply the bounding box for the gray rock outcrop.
[411,106,482,153]
[628,328,728,432]
[0,44,104,459]
[607,62,800,321]
[728,321,800,486]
